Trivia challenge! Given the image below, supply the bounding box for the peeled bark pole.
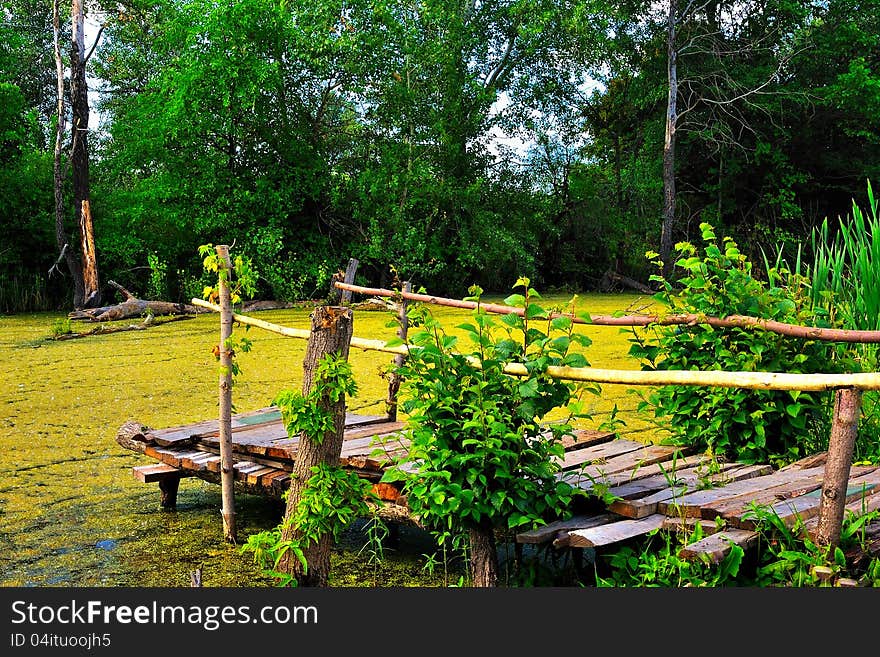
[339,258,359,306]
[386,281,411,422]
[216,245,236,543]
[278,306,354,586]
[815,388,862,549]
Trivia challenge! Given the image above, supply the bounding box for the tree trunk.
[52,0,85,309]
[660,0,678,283]
[216,245,236,543]
[277,306,354,587]
[815,389,862,550]
[70,0,100,308]
[468,524,499,587]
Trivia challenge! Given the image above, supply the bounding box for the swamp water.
[0,294,653,587]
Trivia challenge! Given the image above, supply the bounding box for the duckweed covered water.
[0,293,654,587]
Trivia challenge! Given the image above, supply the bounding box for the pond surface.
[0,293,653,587]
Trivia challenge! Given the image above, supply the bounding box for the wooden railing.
[195,252,880,550]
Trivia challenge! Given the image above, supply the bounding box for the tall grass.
[810,180,880,336]
[0,273,58,314]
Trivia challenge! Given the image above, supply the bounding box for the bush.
[629,223,838,466]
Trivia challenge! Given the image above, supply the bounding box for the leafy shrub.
[629,223,838,466]
[381,279,600,583]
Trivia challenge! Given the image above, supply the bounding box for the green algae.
[0,293,654,587]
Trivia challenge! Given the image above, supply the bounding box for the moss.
[0,293,652,587]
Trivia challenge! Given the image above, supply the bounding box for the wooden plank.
[132,463,190,483]
[658,465,830,518]
[605,461,742,502]
[735,468,880,530]
[245,466,278,487]
[203,455,222,473]
[567,514,666,548]
[661,517,722,536]
[558,453,716,490]
[678,529,759,563]
[803,488,880,533]
[558,438,648,470]
[515,514,618,545]
[613,464,773,519]
[560,429,616,451]
[571,444,694,481]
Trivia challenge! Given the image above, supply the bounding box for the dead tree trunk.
[277,306,354,586]
[216,245,236,543]
[70,0,100,308]
[660,0,678,283]
[815,388,862,550]
[52,0,85,308]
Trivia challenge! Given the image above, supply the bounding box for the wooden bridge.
[114,254,880,570]
[116,407,880,565]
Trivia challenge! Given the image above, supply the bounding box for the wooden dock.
[117,408,880,563]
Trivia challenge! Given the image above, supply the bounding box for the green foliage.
[745,502,880,587]
[596,525,744,587]
[241,464,376,587]
[49,317,72,338]
[274,353,357,445]
[630,223,837,466]
[243,350,369,586]
[382,279,599,557]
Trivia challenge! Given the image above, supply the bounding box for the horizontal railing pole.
[332,282,880,344]
[191,298,880,391]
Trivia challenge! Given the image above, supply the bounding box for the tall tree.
[69,0,100,307]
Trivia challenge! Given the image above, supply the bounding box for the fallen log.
[68,280,210,322]
[54,314,194,339]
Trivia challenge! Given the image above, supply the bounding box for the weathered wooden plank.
[803,489,880,534]
[560,429,616,451]
[203,455,222,473]
[567,514,666,548]
[245,466,278,487]
[779,451,828,471]
[661,517,722,536]
[734,468,880,530]
[606,461,742,502]
[678,529,759,563]
[515,514,619,545]
[557,453,716,490]
[658,465,830,518]
[132,463,191,483]
[613,464,774,519]
[558,439,648,470]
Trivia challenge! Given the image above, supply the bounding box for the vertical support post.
[277,306,354,586]
[158,476,181,510]
[815,388,862,550]
[216,244,236,543]
[339,258,359,306]
[386,281,411,422]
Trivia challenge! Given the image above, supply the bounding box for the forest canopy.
[3,0,878,311]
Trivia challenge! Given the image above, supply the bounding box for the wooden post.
[277,306,354,586]
[815,388,862,549]
[158,477,181,510]
[386,281,411,421]
[339,258,359,306]
[216,245,236,543]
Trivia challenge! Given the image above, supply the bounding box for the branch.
[484,30,518,90]
[84,23,105,64]
[108,279,137,301]
[48,243,69,278]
